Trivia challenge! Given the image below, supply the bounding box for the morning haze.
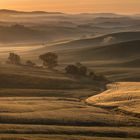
[0,0,140,14]
[0,0,140,140]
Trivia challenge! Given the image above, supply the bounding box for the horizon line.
[0,9,139,15]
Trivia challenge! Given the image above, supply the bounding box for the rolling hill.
[23,34,140,81]
[41,39,140,64]
[38,31,140,52]
[0,9,140,140]
[122,58,140,67]
[0,64,140,140]
[0,24,48,43]
[0,9,139,42]
[0,64,99,90]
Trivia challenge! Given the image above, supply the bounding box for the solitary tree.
[39,52,58,69]
[8,52,21,65]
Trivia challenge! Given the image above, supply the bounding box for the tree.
[39,52,58,69]
[65,63,87,76]
[7,52,21,65]
[65,65,79,75]
[76,62,87,75]
[78,65,87,75]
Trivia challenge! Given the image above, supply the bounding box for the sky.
[0,0,140,14]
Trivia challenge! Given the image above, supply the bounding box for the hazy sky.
[0,0,140,14]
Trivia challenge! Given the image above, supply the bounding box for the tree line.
[7,52,58,69]
[7,52,109,83]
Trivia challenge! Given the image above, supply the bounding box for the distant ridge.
[78,13,124,17]
[0,9,130,16]
[0,9,64,15]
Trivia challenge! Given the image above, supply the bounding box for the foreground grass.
[0,64,140,139]
[0,97,140,127]
[0,96,139,139]
[0,124,140,138]
[0,134,139,140]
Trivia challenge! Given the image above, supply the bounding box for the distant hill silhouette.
[0,9,64,15]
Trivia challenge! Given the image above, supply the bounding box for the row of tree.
[65,63,108,82]
[7,52,109,82]
[7,52,58,69]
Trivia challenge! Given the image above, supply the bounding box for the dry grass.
[0,64,98,90]
[0,95,139,126]
[0,64,140,139]
[86,82,140,117]
[0,134,139,140]
[0,124,139,138]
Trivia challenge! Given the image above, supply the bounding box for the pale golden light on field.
[0,0,140,14]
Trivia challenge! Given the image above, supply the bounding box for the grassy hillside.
[53,40,140,62]
[86,82,140,117]
[0,63,140,140]
[122,58,140,67]
[14,37,139,82]
[0,19,140,140]
[0,64,100,90]
[0,53,140,139]
[36,31,140,52]
[52,40,140,82]
[0,11,140,140]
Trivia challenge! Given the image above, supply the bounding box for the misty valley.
[0,9,140,140]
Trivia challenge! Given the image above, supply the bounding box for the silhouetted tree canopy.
[7,52,21,65]
[65,63,109,83]
[39,52,58,69]
[65,65,79,75]
[65,63,87,76]
[78,65,87,75]
[88,71,109,83]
